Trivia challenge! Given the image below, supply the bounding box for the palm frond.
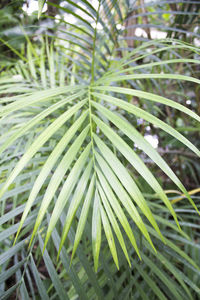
[0,0,200,298]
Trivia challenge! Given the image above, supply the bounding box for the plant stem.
[91,0,101,84]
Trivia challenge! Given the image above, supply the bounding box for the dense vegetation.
[0,0,200,299]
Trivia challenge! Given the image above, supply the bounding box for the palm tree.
[0,0,200,299]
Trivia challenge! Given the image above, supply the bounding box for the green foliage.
[0,0,200,299]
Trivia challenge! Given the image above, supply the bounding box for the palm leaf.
[0,0,200,298]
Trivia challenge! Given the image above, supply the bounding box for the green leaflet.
[71,175,95,261]
[92,190,102,272]
[93,86,200,123]
[97,183,131,267]
[93,115,179,228]
[94,134,164,241]
[38,0,46,18]
[29,126,90,246]
[0,100,87,202]
[43,143,91,250]
[58,160,93,258]
[15,111,88,244]
[92,99,200,213]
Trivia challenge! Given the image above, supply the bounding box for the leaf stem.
[91,0,101,83]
